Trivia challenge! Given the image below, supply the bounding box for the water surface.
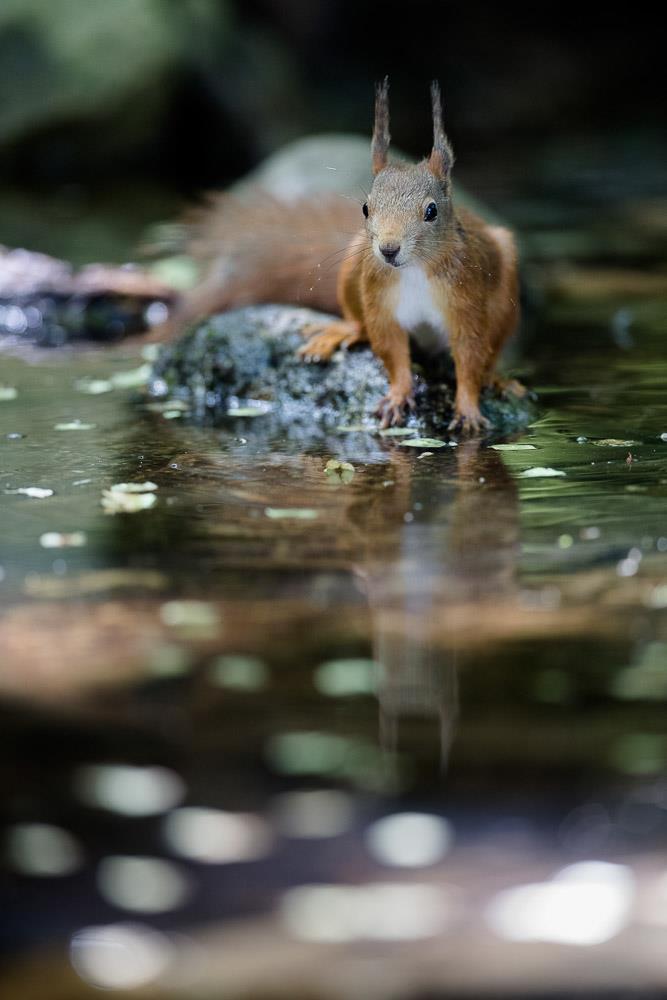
[1,171,667,998]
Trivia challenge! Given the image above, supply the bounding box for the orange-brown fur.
[300,80,522,431]
[155,80,522,433]
[151,190,361,339]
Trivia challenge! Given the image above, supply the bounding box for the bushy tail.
[153,188,363,339]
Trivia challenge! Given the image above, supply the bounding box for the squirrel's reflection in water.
[164,436,519,775]
[347,441,519,766]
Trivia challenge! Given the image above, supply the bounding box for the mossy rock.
[149,305,536,441]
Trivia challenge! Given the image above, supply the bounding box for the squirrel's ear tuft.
[371,76,391,176]
[428,81,454,181]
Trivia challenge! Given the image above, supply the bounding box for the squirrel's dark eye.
[424,202,438,222]
[362,202,369,218]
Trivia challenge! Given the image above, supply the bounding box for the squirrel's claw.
[448,408,490,436]
[375,391,415,429]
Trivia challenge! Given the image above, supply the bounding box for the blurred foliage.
[0,0,182,143]
[0,1,662,193]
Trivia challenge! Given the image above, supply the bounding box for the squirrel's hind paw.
[448,408,490,436]
[375,391,416,429]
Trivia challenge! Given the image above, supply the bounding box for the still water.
[1,167,667,998]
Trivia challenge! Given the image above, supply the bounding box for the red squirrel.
[299,80,522,431]
[156,80,522,432]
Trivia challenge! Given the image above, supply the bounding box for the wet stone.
[150,305,536,439]
[0,247,173,345]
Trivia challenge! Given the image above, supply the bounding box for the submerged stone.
[149,305,536,440]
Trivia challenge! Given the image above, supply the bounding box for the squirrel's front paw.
[298,330,337,363]
[375,391,415,429]
[448,407,490,436]
[298,321,362,363]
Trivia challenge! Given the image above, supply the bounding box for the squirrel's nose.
[380,243,401,264]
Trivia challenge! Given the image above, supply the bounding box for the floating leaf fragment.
[324,459,355,483]
[209,655,269,690]
[160,600,221,639]
[75,378,113,395]
[227,404,272,417]
[145,399,189,414]
[0,387,18,401]
[102,491,156,514]
[378,427,418,437]
[102,484,158,514]
[519,467,566,478]
[418,452,434,459]
[265,507,318,520]
[399,437,449,449]
[54,421,96,431]
[108,482,158,494]
[490,443,537,451]
[592,439,640,447]
[110,364,151,389]
[5,487,54,498]
[40,531,87,548]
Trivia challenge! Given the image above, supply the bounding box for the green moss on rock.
[150,305,536,440]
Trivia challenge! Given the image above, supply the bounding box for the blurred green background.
[0,0,662,193]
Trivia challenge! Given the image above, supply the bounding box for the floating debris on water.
[592,439,641,447]
[108,482,158,494]
[399,438,450,449]
[40,531,87,548]
[109,364,151,389]
[209,654,269,690]
[75,378,113,395]
[264,507,319,519]
[7,822,83,877]
[160,600,221,640]
[519,467,567,478]
[0,386,18,401]
[102,482,158,514]
[314,658,378,697]
[96,855,192,914]
[5,486,54,498]
[378,427,417,437]
[102,491,156,514]
[147,645,193,678]
[491,443,537,451]
[580,526,601,540]
[227,399,273,417]
[54,420,96,431]
[74,764,185,817]
[324,459,355,483]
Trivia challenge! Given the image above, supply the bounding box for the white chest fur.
[393,266,449,354]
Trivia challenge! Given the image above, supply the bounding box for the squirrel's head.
[363,79,455,270]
